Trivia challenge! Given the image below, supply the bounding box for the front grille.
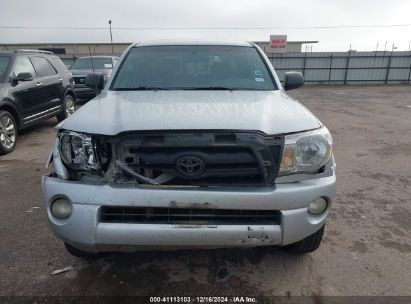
[100,206,281,225]
[117,132,284,186]
[132,146,261,179]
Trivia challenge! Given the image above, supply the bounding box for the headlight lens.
[280,127,332,175]
[59,131,98,171]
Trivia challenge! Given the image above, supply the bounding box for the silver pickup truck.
[43,40,336,258]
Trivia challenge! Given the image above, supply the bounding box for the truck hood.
[60,90,321,135]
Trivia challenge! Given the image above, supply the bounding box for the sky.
[0,0,410,51]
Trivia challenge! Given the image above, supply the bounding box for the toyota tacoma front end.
[42,41,336,257]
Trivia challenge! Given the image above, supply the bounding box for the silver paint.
[60,90,321,135]
[42,173,335,252]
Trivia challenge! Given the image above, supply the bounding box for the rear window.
[31,57,57,77]
[51,56,70,74]
[71,58,113,70]
[111,45,277,91]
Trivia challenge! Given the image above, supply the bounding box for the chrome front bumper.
[42,172,336,253]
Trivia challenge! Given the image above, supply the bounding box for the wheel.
[57,95,76,122]
[64,242,101,259]
[284,225,325,254]
[0,110,18,155]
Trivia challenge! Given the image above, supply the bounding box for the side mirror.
[284,72,304,91]
[11,72,33,86]
[85,73,105,90]
[15,72,34,82]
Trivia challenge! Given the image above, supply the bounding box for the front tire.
[57,95,76,122]
[284,225,325,254]
[64,242,101,259]
[0,110,18,155]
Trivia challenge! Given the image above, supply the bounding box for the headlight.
[59,131,98,171]
[279,126,333,175]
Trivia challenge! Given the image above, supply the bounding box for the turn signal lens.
[280,145,295,172]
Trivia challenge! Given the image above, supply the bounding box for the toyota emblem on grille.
[175,156,205,176]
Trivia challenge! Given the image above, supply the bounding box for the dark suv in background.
[70,56,118,101]
[0,50,76,155]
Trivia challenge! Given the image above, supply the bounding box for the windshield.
[0,56,11,82]
[71,57,113,70]
[111,45,277,91]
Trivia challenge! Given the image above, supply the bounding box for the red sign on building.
[269,35,287,53]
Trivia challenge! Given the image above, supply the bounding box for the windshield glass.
[111,46,277,91]
[0,56,11,82]
[71,57,113,70]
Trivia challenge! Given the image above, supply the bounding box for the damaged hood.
[60,90,321,135]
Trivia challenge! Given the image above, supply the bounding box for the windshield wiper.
[182,87,237,91]
[113,86,240,91]
[114,87,171,91]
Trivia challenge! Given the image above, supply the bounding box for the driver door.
[10,56,42,120]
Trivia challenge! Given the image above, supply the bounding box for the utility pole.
[108,20,113,54]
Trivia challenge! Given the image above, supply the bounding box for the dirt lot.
[0,86,410,297]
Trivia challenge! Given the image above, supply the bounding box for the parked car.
[0,50,76,155]
[43,41,336,258]
[70,56,118,101]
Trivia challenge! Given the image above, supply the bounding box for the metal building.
[0,43,129,65]
[0,40,318,65]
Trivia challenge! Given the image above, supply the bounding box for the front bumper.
[42,172,336,253]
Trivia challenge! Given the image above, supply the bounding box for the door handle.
[36,82,43,87]
[58,78,63,82]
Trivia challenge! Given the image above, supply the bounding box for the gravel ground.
[0,85,410,297]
